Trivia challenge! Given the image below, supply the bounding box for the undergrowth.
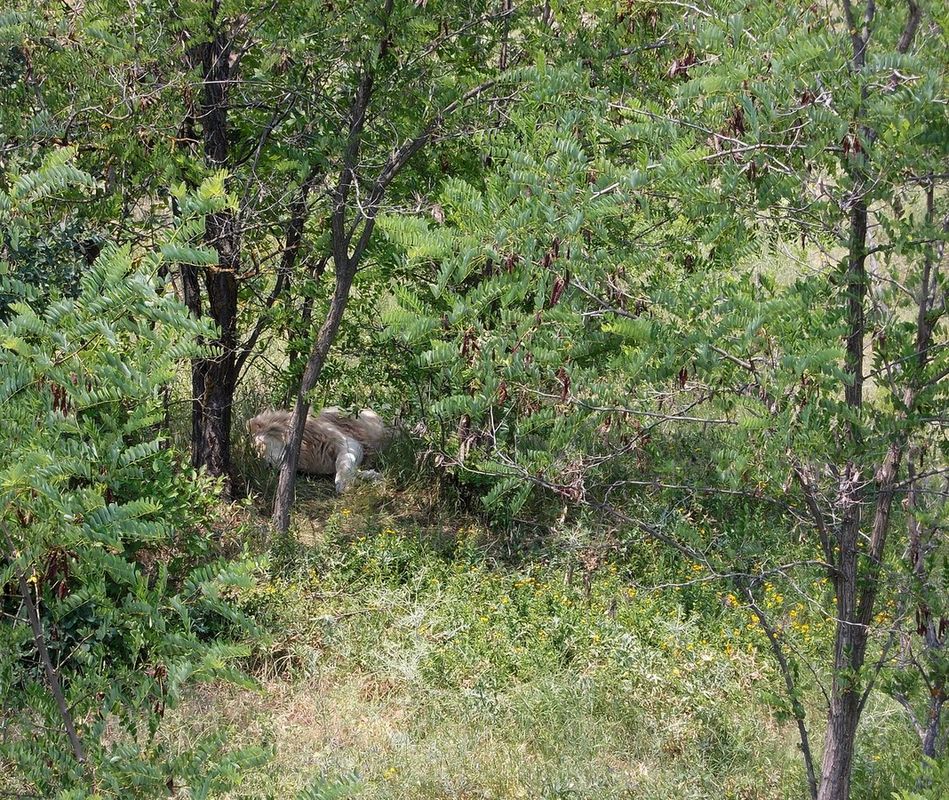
[157,482,921,799]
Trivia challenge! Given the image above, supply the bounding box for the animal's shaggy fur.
[247,407,388,492]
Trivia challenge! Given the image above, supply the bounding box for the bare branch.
[1,522,86,766]
[893,691,926,743]
[743,585,819,800]
[792,465,836,570]
[235,168,325,376]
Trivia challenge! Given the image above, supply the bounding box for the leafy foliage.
[383,2,949,796]
[0,158,259,798]
[0,1,947,797]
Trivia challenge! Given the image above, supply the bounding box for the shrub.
[0,155,260,798]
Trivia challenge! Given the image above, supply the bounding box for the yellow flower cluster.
[787,604,814,641]
[763,582,784,607]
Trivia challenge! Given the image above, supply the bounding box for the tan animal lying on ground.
[247,407,388,492]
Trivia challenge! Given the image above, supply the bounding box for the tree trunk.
[283,257,328,406]
[819,467,867,800]
[193,207,240,488]
[187,20,241,491]
[272,258,357,532]
[819,479,878,800]
[818,692,862,800]
[818,69,872,789]
[815,0,932,787]
[923,694,946,759]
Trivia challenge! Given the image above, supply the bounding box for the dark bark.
[897,1,922,55]
[194,208,240,483]
[914,184,946,760]
[923,693,946,759]
[19,571,86,764]
[818,693,861,800]
[819,474,863,800]
[185,16,241,490]
[843,196,868,411]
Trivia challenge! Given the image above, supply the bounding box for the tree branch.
[235,168,324,376]
[743,585,819,800]
[897,1,922,54]
[893,691,926,743]
[792,465,836,570]
[1,522,86,766]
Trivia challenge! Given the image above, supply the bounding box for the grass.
[163,480,821,800]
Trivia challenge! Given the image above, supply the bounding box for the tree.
[385,2,948,797]
[269,0,530,531]
[0,156,259,797]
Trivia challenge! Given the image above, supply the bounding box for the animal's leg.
[334,436,364,493]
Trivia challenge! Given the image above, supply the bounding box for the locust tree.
[386,1,948,797]
[267,0,552,531]
[0,157,259,797]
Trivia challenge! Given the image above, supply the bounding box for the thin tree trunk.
[272,258,357,531]
[19,571,87,764]
[818,694,861,800]
[819,479,864,800]
[842,197,868,411]
[817,5,874,796]
[283,256,329,405]
[270,0,395,532]
[818,167,872,799]
[923,695,946,759]
[234,171,325,382]
[2,525,86,766]
[819,6,933,782]
[196,208,239,487]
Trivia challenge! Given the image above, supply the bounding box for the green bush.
[0,156,260,798]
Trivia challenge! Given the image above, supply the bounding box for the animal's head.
[246,411,289,466]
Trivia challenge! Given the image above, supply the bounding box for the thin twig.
[1,521,86,766]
